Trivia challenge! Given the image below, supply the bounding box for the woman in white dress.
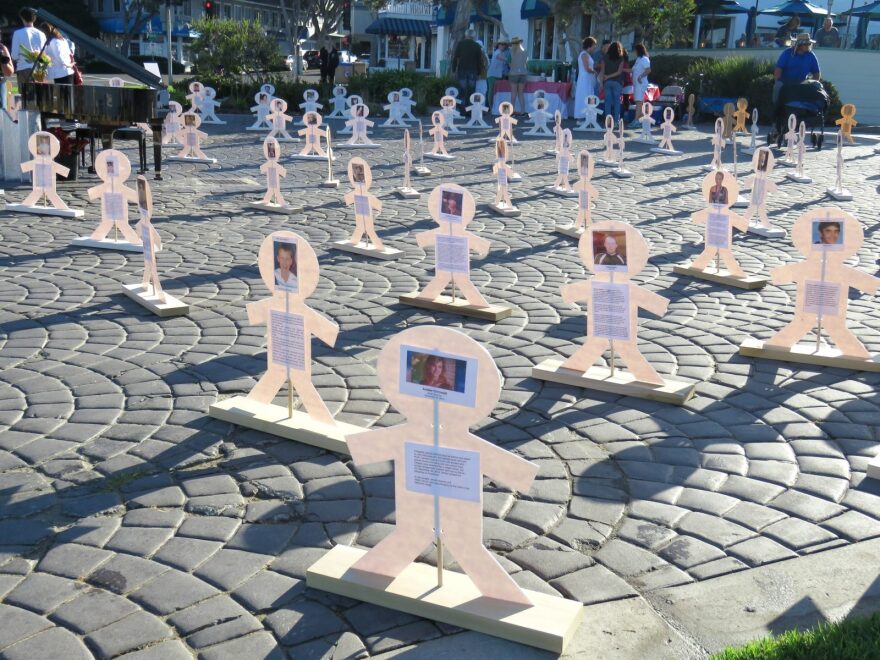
[630,43,651,126]
[574,37,597,119]
[43,23,75,84]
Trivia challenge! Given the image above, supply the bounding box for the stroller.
[770,80,829,150]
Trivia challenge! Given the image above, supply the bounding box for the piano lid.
[36,8,164,89]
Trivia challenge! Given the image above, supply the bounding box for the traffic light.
[203,1,215,18]
[342,0,351,31]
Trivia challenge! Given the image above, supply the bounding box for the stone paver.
[1,111,879,658]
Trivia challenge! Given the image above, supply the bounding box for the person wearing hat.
[508,36,529,115]
[772,32,821,110]
[11,7,46,87]
[452,29,488,100]
[486,38,510,110]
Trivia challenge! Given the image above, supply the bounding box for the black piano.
[20,9,167,179]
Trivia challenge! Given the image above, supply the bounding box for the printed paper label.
[186,132,197,146]
[592,281,631,340]
[804,280,841,315]
[105,192,124,221]
[268,169,278,189]
[706,211,730,248]
[141,225,153,262]
[404,442,481,502]
[497,168,507,186]
[270,311,306,369]
[35,163,53,188]
[559,156,570,175]
[435,234,469,273]
[354,194,371,217]
[579,190,590,210]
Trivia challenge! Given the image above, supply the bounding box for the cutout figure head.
[580,220,650,277]
[587,95,599,107]
[469,92,484,105]
[444,86,459,99]
[499,102,513,116]
[305,89,318,102]
[348,94,364,108]
[270,98,288,114]
[260,83,276,96]
[190,81,202,93]
[256,92,269,104]
[663,107,674,123]
[332,84,346,98]
[306,112,321,126]
[753,146,774,174]
[353,103,368,118]
[29,131,60,159]
[751,108,758,123]
[641,101,653,116]
[562,128,572,150]
[701,170,738,208]
[430,183,474,228]
[791,208,861,261]
[400,88,413,100]
[168,101,182,115]
[257,231,320,298]
[389,91,400,103]
[787,113,797,132]
[840,103,855,119]
[184,113,201,128]
[263,136,280,161]
[347,157,372,187]
[578,149,594,179]
[376,326,501,422]
[534,97,548,112]
[605,114,614,130]
[555,109,562,126]
[204,87,217,99]
[737,98,748,112]
[714,117,724,134]
[431,110,444,127]
[136,175,152,219]
[95,148,132,182]
[441,95,456,110]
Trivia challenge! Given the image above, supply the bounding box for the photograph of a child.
[268,141,276,159]
[106,159,116,176]
[356,105,365,117]
[757,149,769,172]
[273,239,299,293]
[439,188,464,223]
[137,178,148,213]
[351,163,366,184]
[391,92,400,103]
[812,220,844,250]
[36,134,50,156]
[579,153,590,176]
[307,113,318,125]
[259,93,268,103]
[185,114,196,127]
[399,345,477,407]
[707,171,729,205]
[592,230,628,271]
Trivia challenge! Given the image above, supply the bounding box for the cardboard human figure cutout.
[835,104,856,144]
[414,120,432,175]
[575,95,604,132]
[689,171,750,277]
[546,110,564,155]
[250,137,296,211]
[704,118,726,172]
[787,121,812,184]
[612,119,632,178]
[597,114,617,167]
[295,111,329,157]
[413,184,492,308]
[546,129,576,197]
[494,102,518,144]
[556,150,599,237]
[169,113,217,163]
[341,103,378,147]
[162,101,184,147]
[336,157,400,258]
[199,87,225,124]
[742,109,760,155]
[742,147,784,237]
[733,98,749,133]
[298,88,323,123]
[6,131,84,217]
[185,81,205,115]
[339,95,366,134]
[248,90,274,131]
[246,231,340,424]
[651,107,682,155]
[464,92,490,129]
[524,96,553,136]
[84,149,142,247]
[340,325,539,604]
[683,93,696,130]
[748,208,879,360]
[327,84,349,118]
[322,127,340,188]
[444,86,463,118]
[426,111,454,159]
[382,90,407,127]
[396,87,417,122]
[395,129,420,199]
[489,138,520,216]
[133,176,163,301]
[778,114,798,167]
[634,101,656,144]
[440,95,463,133]
[722,102,735,141]
[827,130,852,201]
[266,98,299,142]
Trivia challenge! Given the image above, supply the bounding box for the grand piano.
[20,9,167,179]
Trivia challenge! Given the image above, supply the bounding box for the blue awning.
[435,1,502,26]
[366,17,433,36]
[520,0,551,19]
[99,15,162,35]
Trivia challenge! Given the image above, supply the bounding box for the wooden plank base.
[424,153,455,160]
[399,293,512,321]
[332,240,402,260]
[307,545,583,654]
[245,126,271,131]
[595,159,616,167]
[337,143,380,149]
[650,147,683,156]
[5,203,83,218]
[208,396,363,454]
[868,454,880,480]
[673,264,768,290]
[165,156,217,164]
[826,187,853,201]
[289,154,333,160]
[738,337,880,372]
[414,166,432,176]
[544,186,578,198]
[247,202,304,215]
[394,187,421,199]
[70,237,143,252]
[787,173,812,183]
[747,223,786,238]
[732,195,749,208]
[776,159,796,168]
[611,168,633,178]
[121,283,189,317]
[487,203,521,217]
[321,179,340,188]
[554,225,585,239]
[532,358,697,405]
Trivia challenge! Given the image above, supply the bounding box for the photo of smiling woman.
[273,239,299,293]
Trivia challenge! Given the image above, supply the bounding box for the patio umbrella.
[696,0,749,47]
[842,1,880,47]
[853,14,871,46]
[746,7,758,44]
[761,0,832,30]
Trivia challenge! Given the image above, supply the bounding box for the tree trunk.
[447,0,475,64]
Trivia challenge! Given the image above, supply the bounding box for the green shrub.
[346,71,456,114]
[649,55,708,89]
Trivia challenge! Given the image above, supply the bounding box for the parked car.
[285,54,307,72]
[339,50,358,64]
[304,50,321,70]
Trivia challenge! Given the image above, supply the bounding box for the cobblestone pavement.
[1,113,879,659]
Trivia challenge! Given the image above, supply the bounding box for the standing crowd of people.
[574,38,652,126]
[2,7,76,87]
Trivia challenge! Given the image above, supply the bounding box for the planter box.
[55,153,79,181]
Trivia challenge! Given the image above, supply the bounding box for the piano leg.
[151,118,163,181]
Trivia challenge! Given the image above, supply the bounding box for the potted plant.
[47,127,88,181]
[18,45,50,83]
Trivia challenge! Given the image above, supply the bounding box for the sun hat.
[511,36,523,44]
[794,32,816,47]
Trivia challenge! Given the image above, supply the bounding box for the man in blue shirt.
[773,33,821,107]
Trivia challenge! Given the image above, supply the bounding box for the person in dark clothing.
[451,29,486,99]
[328,47,340,84]
[319,46,330,83]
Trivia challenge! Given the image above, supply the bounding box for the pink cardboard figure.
[704,118,726,172]
[787,121,812,184]
[6,131,84,217]
[489,138,520,216]
[295,111,329,157]
[327,84,349,118]
[827,130,853,201]
[248,137,301,213]
[335,157,401,259]
[742,147,784,237]
[777,114,798,167]
[395,129,419,198]
[341,103,378,148]
[248,90,274,131]
[162,101,183,147]
[835,103,857,144]
[199,86,225,124]
[426,111,454,159]
[168,113,216,164]
[185,80,205,115]
[546,110,563,155]
[741,208,880,366]
[338,94,365,134]
[524,95,553,136]
[381,90,407,127]
[443,86,463,117]
[266,98,298,143]
[733,98,749,134]
[557,150,599,237]
[742,109,760,155]
[439,95,462,134]
[651,107,682,155]
[494,102,518,144]
[464,92,490,129]
[574,95,603,132]
[597,114,617,166]
[546,128,576,197]
[612,119,633,178]
[75,149,142,250]
[634,101,656,144]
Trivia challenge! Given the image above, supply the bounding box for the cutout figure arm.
[370,196,383,213]
[690,210,708,226]
[297,126,308,136]
[561,281,591,304]
[415,228,440,249]
[634,286,669,316]
[304,308,339,347]
[842,267,880,295]
[260,162,269,174]
[769,263,800,285]
[343,191,355,205]
[347,425,408,466]
[466,233,491,257]
[729,211,748,232]
[122,186,140,204]
[474,435,539,493]
[20,161,35,174]
[87,183,106,200]
[246,298,272,325]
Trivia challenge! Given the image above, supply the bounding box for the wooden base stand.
[532,358,697,405]
[337,143,380,149]
[166,155,217,164]
[595,158,616,167]
[246,126,270,131]
[208,396,364,454]
[701,164,728,172]
[395,186,421,199]
[247,201,304,215]
[414,166,431,176]
[70,237,143,252]
[650,147,683,156]
[573,127,604,134]
[544,186,578,198]
[121,283,189,317]
[5,203,83,218]
[307,545,583,654]
[673,264,768,289]
[399,293,512,321]
[867,454,880,480]
[826,187,853,201]
[544,148,558,155]
[321,179,340,188]
[554,225,584,239]
[424,153,455,160]
[732,194,749,208]
[273,138,301,144]
[488,203,521,217]
[633,137,655,145]
[161,142,182,149]
[611,168,633,178]
[747,223,786,238]
[738,337,880,372]
[290,153,333,160]
[332,240,402,260]
[776,158,795,168]
[199,118,226,125]
[787,172,812,184]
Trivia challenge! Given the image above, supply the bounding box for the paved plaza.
[1,114,879,659]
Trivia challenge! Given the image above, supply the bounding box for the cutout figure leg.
[365,224,385,251]
[249,366,287,403]
[764,318,810,348]
[45,190,70,209]
[561,337,609,373]
[144,262,165,301]
[352,520,435,577]
[89,217,116,241]
[115,220,141,245]
[691,248,716,271]
[718,249,745,277]
[617,343,665,385]
[453,277,490,308]
[419,273,453,300]
[823,318,871,358]
[21,189,44,206]
[350,216,367,246]
[291,373,335,425]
